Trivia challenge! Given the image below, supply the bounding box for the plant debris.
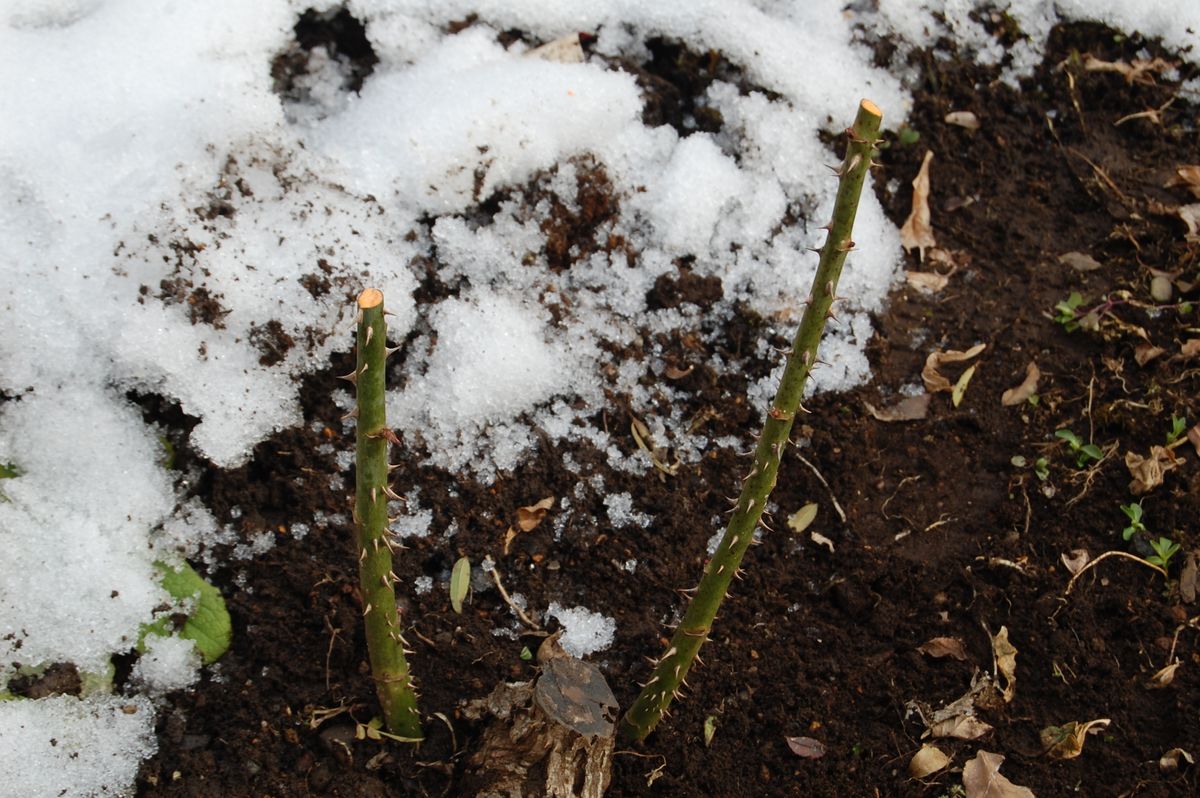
[785,736,827,759]
[989,626,1018,703]
[923,343,987,393]
[1124,446,1184,494]
[864,393,931,421]
[900,150,937,260]
[918,637,969,661]
[1001,362,1040,406]
[945,110,980,130]
[517,496,556,532]
[1040,718,1111,759]
[1057,251,1102,272]
[909,744,951,778]
[962,750,1035,798]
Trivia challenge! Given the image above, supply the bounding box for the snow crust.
[1,0,1196,794]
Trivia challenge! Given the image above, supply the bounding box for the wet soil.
[136,21,1199,798]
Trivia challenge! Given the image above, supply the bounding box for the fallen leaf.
[1040,718,1111,759]
[932,713,994,740]
[1146,660,1181,689]
[901,151,937,260]
[990,626,1017,703]
[810,531,835,553]
[1125,446,1184,495]
[906,269,950,293]
[1180,204,1200,241]
[910,744,951,778]
[864,393,931,421]
[704,715,717,747]
[952,364,977,407]
[524,33,584,63]
[1166,165,1200,199]
[450,556,471,614]
[945,110,980,130]
[1159,747,1195,773]
[1134,342,1166,366]
[1189,424,1200,457]
[1082,54,1173,84]
[1001,362,1040,406]
[962,750,1035,798]
[517,496,556,532]
[1061,549,1090,576]
[787,503,819,534]
[1181,551,1198,603]
[918,637,969,661]
[785,736,827,759]
[1057,251,1102,272]
[923,343,987,393]
[1182,339,1200,358]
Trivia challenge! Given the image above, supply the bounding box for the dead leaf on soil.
[1057,251,1103,272]
[517,496,556,532]
[1180,551,1198,603]
[1181,339,1200,359]
[910,744,952,778]
[524,33,584,63]
[787,502,819,534]
[1061,549,1090,576]
[1146,660,1181,689]
[1125,446,1185,495]
[918,637,969,661]
[901,150,937,261]
[962,750,1035,798]
[1041,718,1111,759]
[785,736,827,759]
[990,626,1017,703]
[1134,342,1166,366]
[924,343,986,393]
[1189,424,1200,457]
[932,713,994,740]
[952,365,977,408]
[1166,165,1200,199]
[906,269,951,294]
[1160,747,1195,773]
[919,675,996,740]
[1001,362,1040,406]
[1082,54,1174,84]
[865,393,931,422]
[1179,204,1200,241]
[945,110,980,130]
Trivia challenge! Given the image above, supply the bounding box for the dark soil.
[136,21,1199,798]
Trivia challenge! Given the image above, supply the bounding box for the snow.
[546,603,618,657]
[1,0,1196,794]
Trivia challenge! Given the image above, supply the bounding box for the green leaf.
[704,715,717,747]
[450,556,470,615]
[787,503,819,534]
[1055,429,1082,448]
[519,646,533,661]
[951,364,976,407]
[152,561,232,664]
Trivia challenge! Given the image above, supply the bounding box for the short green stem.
[354,288,422,739]
[620,100,883,743]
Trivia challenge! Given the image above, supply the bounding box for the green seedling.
[620,99,883,742]
[1034,457,1050,481]
[1146,537,1181,570]
[139,561,232,664]
[1120,502,1146,542]
[348,288,422,739]
[0,461,18,502]
[1054,429,1103,467]
[1167,415,1187,445]
[450,556,470,614]
[1054,292,1085,331]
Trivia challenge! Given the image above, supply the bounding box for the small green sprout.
[519,646,533,661]
[1120,502,1146,541]
[1034,457,1050,481]
[1146,537,1181,570]
[1054,292,1085,331]
[1054,429,1103,467]
[897,125,920,147]
[1167,416,1187,445]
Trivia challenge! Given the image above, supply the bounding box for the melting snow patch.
[546,603,617,657]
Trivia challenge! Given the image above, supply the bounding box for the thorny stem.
[619,100,883,743]
[354,288,422,739]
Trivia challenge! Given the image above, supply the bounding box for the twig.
[794,451,847,523]
[1064,550,1168,597]
[490,567,543,630]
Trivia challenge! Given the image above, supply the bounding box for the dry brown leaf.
[1001,362,1040,406]
[901,151,937,260]
[517,496,556,532]
[663,363,694,380]
[906,270,951,293]
[990,626,1017,703]
[1057,251,1102,272]
[1180,551,1198,603]
[524,33,584,63]
[931,714,994,740]
[785,736,827,759]
[1134,342,1166,366]
[945,110,980,130]
[1166,165,1200,199]
[910,744,951,778]
[865,393,931,422]
[1125,446,1184,495]
[1061,549,1090,576]
[1146,660,1180,688]
[962,750,1035,798]
[1082,54,1173,84]
[1159,747,1195,773]
[918,637,969,661]
[1041,718,1111,759]
[1182,339,1200,358]
[924,343,987,393]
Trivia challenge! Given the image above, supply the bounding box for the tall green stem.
[620,100,883,742]
[354,288,422,739]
